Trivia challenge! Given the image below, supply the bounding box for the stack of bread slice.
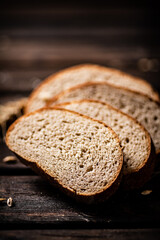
[6,64,160,203]
[25,64,159,114]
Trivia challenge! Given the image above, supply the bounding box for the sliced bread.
[54,100,155,189]
[25,64,159,113]
[48,82,160,155]
[6,108,123,203]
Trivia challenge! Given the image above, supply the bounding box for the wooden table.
[0,2,160,239]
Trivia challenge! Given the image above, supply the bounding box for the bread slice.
[6,108,123,203]
[25,64,159,113]
[54,100,155,189]
[48,82,160,155]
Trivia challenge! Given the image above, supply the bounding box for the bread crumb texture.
[52,83,160,153]
[7,109,122,195]
[57,101,150,175]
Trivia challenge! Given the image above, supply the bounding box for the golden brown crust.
[25,64,159,113]
[6,107,123,204]
[48,81,160,107]
[53,99,156,189]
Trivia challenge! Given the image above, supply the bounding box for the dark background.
[0,0,160,101]
[0,1,160,239]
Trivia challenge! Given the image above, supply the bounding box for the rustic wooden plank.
[0,174,160,227]
[0,7,151,29]
[0,229,160,240]
[0,6,148,17]
[0,0,153,8]
[0,28,158,49]
[0,70,49,92]
[0,42,152,63]
[0,29,159,68]
[1,1,159,46]
[0,54,157,73]
[0,34,159,65]
[0,27,157,38]
[0,35,159,92]
[0,93,29,105]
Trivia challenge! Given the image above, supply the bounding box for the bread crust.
[122,139,155,190]
[48,81,160,154]
[25,64,159,113]
[53,99,156,189]
[6,107,123,204]
[48,81,160,107]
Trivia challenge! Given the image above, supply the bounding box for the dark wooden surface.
[0,1,160,239]
[1,171,160,228]
[1,229,160,240]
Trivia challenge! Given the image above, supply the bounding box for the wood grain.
[1,229,160,240]
[0,175,160,228]
[0,6,153,29]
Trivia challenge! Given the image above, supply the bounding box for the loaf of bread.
[25,64,159,113]
[54,100,155,189]
[6,108,123,203]
[48,82,160,155]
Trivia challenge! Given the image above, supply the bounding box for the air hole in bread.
[103,181,108,186]
[37,119,44,122]
[86,165,93,172]
[76,133,81,136]
[154,129,158,133]
[119,101,125,108]
[59,137,64,141]
[125,138,129,143]
[129,110,135,115]
[62,120,69,123]
[154,116,158,121]
[18,136,29,140]
[80,189,86,192]
[142,135,146,140]
[82,148,87,153]
[144,117,148,123]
